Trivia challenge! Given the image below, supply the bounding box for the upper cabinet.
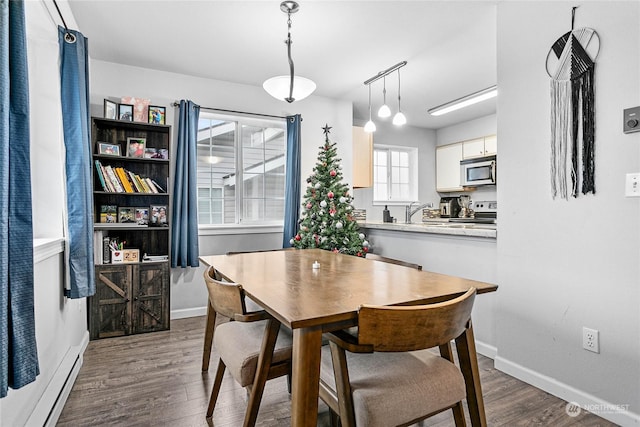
[437,134,497,192]
[462,135,497,159]
[352,126,373,188]
[436,143,464,192]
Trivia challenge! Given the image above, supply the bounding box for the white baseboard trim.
[495,356,640,426]
[29,331,90,427]
[171,306,207,320]
[474,340,497,359]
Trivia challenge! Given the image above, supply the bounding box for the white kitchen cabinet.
[462,135,497,159]
[436,143,464,192]
[352,126,373,188]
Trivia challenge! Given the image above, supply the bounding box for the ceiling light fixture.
[392,69,406,126]
[263,1,316,103]
[428,85,497,116]
[377,76,391,118]
[363,61,408,132]
[364,84,376,133]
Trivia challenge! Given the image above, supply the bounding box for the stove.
[449,200,497,224]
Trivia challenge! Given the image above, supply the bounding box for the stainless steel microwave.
[460,155,496,187]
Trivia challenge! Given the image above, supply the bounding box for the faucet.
[405,202,432,224]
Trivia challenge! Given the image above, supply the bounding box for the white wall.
[89,59,354,317]
[352,121,438,222]
[0,2,89,425]
[496,2,639,425]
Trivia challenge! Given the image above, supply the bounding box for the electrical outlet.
[582,327,599,353]
[625,173,640,197]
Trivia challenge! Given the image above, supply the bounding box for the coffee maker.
[439,197,461,218]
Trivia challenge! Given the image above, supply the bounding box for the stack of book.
[94,159,165,194]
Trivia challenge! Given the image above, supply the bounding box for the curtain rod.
[52,0,77,43]
[171,102,286,120]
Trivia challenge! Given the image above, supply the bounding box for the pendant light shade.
[377,76,391,118]
[364,84,376,133]
[263,1,316,103]
[263,76,317,102]
[392,68,406,126]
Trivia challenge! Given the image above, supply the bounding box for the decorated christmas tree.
[290,125,369,256]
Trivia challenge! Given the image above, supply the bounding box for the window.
[373,145,418,203]
[197,112,286,225]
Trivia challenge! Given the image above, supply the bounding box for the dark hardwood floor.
[57,316,617,426]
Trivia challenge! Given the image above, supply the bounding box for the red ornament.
[363,246,369,252]
[306,203,312,210]
[295,234,301,241]
[357,252,362,257]
[327,191,334,199]
[329,208,337,217]
[330,170,337,177]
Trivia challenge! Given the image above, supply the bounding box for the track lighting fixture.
[363,61,407,132]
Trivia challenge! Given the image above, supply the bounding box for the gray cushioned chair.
[319,288,477,427]
[203,266,292,426]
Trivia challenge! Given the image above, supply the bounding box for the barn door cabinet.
[89,117,171,340]
[90,263,169,340]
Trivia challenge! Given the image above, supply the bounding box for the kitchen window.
[197,112,286,225]
[373,145,418,203]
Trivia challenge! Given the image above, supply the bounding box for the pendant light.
[263,1,316,103]
[392,69,407,126]
[377,76,391,118]
[364,84,376,133]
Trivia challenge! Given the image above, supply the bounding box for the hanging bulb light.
[392,68,407,126]
[263,1,316,103]
[377,76,391,118]
[364,84,376,133]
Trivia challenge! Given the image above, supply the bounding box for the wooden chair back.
[203,266,246,319]
[357,288,476,352]
[365,253,422,270]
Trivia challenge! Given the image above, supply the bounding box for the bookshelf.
[89,117,171,340]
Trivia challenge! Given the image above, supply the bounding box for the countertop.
[359,220,497,239]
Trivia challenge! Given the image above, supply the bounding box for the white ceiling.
[68,0,497,129]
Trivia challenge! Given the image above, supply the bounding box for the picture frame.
[98,142,121,156]
[118,103,134,121]
[126,137,146,158]
[135,207,149,225]
[99,205,117,223]
[118,206,136,223]
[148,105,166,125]
[121,97,150,123]
[103,99,117,119]
[150,205,168,227]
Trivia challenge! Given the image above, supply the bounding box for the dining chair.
[319,287,477,427]
[365,253,423,270]
[203,266,293,426]
[202,248,292,371]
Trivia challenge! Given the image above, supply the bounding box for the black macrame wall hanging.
[546,7,600,199]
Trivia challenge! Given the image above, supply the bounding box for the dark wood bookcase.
[89,117,171,340]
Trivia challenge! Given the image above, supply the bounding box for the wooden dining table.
[199,248,498,427]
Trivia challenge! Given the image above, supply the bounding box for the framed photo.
[118,103,134,121]
[104,99,117,119]
[98,142,121,156]
[126,137,146,158]
[150,205,168,227]
[135,207,149,225]
[121,97,150,123]
[148,105,166,125]
[99,205,117,223]
[118,206,136,223]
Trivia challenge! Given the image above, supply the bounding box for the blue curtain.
[59,26,95,299]
[282,115,301,248]
[171,100,200,268]
[0,0,39,397]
